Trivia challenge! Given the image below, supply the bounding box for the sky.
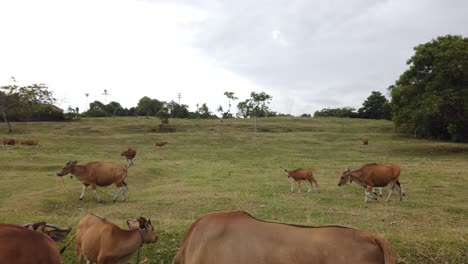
[1,0,467,116]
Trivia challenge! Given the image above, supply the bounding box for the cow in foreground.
[56,160,128,203]
[338,163,405,203]
[0,222,71,264]
[172,210,396,264]
[121,147,137,167]
[75,213,157,264]
[284,169,318,193]
[2,137,15,149]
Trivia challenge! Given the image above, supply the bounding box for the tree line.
[1,35,466,141]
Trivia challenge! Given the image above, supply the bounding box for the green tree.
[390,35,468,141]
[0,83,57,132]
[313,107,357,118]
[156,106,170,125]
[236,99,252,118]
[249,91,272,132]
[358,91,392,120]
[135,96,164,116]
[167,101,190,118]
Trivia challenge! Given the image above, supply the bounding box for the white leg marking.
[113,187,122,202]
[290,182,294,192]
[121,185,127,201]
[298,181,301,193]
[386,184,395,203]
[79,185,88,200]
[308,181,312,192]
[364,190,369,203]
[93,190,102,203]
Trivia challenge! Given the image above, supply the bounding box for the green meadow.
[0,117,467,263]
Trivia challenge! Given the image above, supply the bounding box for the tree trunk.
[2,111,12,133]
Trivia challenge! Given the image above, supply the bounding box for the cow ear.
[284,169,288,172]
[73,160,78,165]
[127,220,139,230]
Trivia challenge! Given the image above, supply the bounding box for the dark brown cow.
[2,137,15,149]
[172,211,396,264]
[338,163,405,203]
[56,160,128,203]
[75,213,158,263]
[284,169,318,193]
[0,223,71,264]
[361,139,369,148]
[121,147,137,167]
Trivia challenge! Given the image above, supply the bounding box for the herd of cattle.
[0,137,405,263]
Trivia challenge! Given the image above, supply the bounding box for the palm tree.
[102,90,110,104]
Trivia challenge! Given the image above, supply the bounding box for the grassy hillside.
[1,117,467,263]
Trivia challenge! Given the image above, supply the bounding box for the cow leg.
[365,186,374,203]
[79,185,88,200]
[397,180,405,196]
[297,180,301,193]
[307,179,312,192]
[386,183,396,203]
[113,187,123,202]
[379,187,383,197]
[91,185,102,203]
[290,181,295,192]
[121,184,128,201]
[396,183,403,201]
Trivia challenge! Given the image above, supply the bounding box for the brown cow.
[284,169,318,193]
[21,139,39,148]
[172,210,396,264]
[2,137,15,149]
[361,139,369,148]
[154,141,168,148]
[338,163,405,203]
[75,213,158,264]
[121,147,137,167]
[56,160,128,203]
[0,223,71,264]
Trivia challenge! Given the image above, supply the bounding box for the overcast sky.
[1,0,467,115]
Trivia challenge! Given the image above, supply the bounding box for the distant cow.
[2,138,15,149]
[361,139,369,148]
[121,147,137,167]
[172,210,396,264]
[338,163,405,203]
[154,141,168,148]
[0,222,71,264]
[284,169,318,193]
[21,139,39,148]
[74,213,158,263]
[56,160,128,203]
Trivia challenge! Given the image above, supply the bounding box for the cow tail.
[373,235,396,264]
[60,233,77,254]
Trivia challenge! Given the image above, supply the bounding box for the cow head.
[23,222,72,243]
[127,217,158,244]
[284,169,292,178]
[56,160,77,177]
[337,168,351,186]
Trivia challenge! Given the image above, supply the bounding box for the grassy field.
[0,117,467,263]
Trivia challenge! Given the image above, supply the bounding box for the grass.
[0,116,467,263]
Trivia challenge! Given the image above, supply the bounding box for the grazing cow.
[284,169,318,193]
[21,139,39,148]
[154,141,168,148]
[74,213,158,264]
[0,223,71,264]
[361,139,369,148]
[338,163,405,203]
[56,160,128,203]
[172,210,396,264]
[2,137,15,149]
[121,147,137,167]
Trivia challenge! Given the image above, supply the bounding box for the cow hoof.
[79,198,83,200]
[113,199,116,203]
[98,200,102,203]
[403,193,406,196]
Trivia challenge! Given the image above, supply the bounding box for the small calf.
[21,139,39,148]
[2,137,15,149]
[284,169,319,193]
[154,141,168,148]
[121,147,137,167]
[361,139,369,148]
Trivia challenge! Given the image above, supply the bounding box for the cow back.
[0,224,61,264]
